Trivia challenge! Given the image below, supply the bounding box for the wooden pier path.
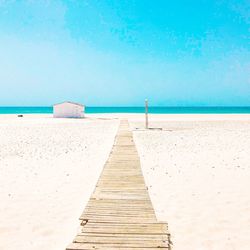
[66,120,171,249]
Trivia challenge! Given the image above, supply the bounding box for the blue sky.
[0,0,249,106]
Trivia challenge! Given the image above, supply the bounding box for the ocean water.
[0,106,250,114]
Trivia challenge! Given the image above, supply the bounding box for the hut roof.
[53,101,84,107]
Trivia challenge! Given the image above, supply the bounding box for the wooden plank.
[81,223,168,233]
[76,233,169,240]
[73,238,168,247]
[67,243,169,250]
[68,243,168,249]
[66,120,171,250]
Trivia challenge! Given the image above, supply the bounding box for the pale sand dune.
[131,119,250,250]
[0,115,119,250]
[0,114,250,250]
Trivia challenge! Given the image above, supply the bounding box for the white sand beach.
[131,116,250,250]
[0,115,119,250]
[0,114,250,250]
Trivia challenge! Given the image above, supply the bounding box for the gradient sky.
[0,0,249,106]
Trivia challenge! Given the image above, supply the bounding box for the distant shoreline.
[1,113,250,122]
[0,106,250,114]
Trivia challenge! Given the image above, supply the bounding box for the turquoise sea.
[0,106,250,114]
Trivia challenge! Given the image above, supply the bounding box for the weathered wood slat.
[81,223,168,233]
[66,120,171,250]
[67,243,169,250]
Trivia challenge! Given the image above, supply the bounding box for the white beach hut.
[53,101,85,118]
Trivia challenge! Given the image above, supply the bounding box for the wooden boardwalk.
[66,120,171,249]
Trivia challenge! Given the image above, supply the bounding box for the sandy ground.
[0,115,119,250]
[131,117,250,250]
[0,113,250,250]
